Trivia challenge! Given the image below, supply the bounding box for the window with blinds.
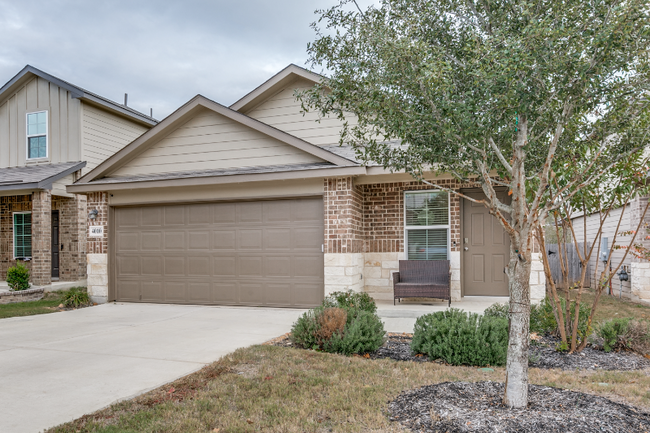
[14,213,32,259]
[405,191,449,260]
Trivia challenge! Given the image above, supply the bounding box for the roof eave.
[67,165,367,193]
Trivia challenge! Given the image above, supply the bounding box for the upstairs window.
[27,111,47,159]
[405,191,449,260]
[14,212,32,259]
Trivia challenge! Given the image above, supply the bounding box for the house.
[68,64,546,306]
[0,66,157,288]
[572,196,650,303]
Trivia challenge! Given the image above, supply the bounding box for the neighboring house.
[0,66,157,288]
[68,64,546,306]
[572,196,650,303]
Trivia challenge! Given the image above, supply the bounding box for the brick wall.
[0,195,33,279]
[323,177,364,254]
[86,192,108,254]
[31,191,52,286]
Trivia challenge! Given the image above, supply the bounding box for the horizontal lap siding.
[245,79,356,148]
[109,108,322,178]
[81,104,148,174]
[0,77,80,168]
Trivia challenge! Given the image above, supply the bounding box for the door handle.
[464,247,469,251]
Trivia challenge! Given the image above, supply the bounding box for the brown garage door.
[113,198,324,307]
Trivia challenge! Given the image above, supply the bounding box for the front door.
[51,210,59,279]
[462,191,509,296]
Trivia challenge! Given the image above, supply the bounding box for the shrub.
[62,287,90,308]
[7,262,30,291]
[322,290,377,314]
[483,302,508,319]
[592,318,650,354]
[412,309,508,367]
[290,305,386,355]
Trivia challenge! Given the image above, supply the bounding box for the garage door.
[113,198,324,307]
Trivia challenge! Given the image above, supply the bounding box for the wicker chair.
[392,260,451,306]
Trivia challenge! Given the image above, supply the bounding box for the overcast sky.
[0,0,375,120]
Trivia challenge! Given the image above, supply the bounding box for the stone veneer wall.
[0,195,33,279]
[86,192,109,303]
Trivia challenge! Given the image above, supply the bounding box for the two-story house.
[0,66,156,288]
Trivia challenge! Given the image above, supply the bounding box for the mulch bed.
[267,333,650,370]
[388,381,650,432]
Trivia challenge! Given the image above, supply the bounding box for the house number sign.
[89,226,104,237]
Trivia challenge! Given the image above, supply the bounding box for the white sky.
[0,0,376,120]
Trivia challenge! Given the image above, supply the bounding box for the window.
[405,191,449,260]
[14,212,32,259]
[27,111,47,159]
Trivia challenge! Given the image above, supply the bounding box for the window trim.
[403,190,451,260]
[26,110,48,160]
[13,211,32,260]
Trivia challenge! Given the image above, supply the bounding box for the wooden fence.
[546,243,591,289]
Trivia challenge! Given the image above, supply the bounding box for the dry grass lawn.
[48,344,650,433]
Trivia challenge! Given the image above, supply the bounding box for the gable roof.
[72,93,358,187]
[0,65,158,127]
[230,64,323,113]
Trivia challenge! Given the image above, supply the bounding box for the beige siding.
[81,103,148,174]
[0,77,81,168]
[572,206,633,295]
[51,174,75,198]
[109,107,323,178]
[245,78,356,148]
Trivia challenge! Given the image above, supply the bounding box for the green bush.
[322,290,377,314]
[412,309,508,366]
[290,305,386,355]
[7,262,30,291]
[62,287,90,308]
[483,302,508,319]
[592,318,650,353]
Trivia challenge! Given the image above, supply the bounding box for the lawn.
[0,292,64,319]
[48,343,650,433]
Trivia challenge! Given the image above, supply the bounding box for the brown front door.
[51,210,60,279]
[113,198,324,308]
[462,191,509,296]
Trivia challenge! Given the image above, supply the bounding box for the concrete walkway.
[0,303,307,433]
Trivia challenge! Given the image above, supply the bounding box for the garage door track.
[0,303,305,433]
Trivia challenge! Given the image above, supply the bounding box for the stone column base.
[324,253,364,295]
[87,253,108,304]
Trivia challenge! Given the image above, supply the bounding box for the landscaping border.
[0,288,44,304]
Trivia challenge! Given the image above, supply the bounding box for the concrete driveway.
[0,303,306,433]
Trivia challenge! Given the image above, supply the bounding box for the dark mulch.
[267,333,650,370]
[389,381,650,433]
[529,336,650,371]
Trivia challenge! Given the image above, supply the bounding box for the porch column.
[31,190,52,286]
[86,192,109,303]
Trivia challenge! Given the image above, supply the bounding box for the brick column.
[31,191,52,286]
[86,192,109,303]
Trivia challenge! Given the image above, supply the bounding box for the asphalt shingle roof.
[0,161,86,191]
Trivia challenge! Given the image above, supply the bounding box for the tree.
[301,0,650,407]
[537,151,650,353]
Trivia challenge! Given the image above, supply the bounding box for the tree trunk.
[503,250,532,408]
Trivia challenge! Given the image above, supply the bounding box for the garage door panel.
[114,198,324,307]
[213,230,236,249]
[189,256,211,276]
[141,257,163,275]
[189,231,210,250]
[164,232,186,249]
[164,257,186,276]
[239,256,263,276]
[165,206,186,225]
[117,232,139,251]
[294,255,322,277]
[213,281,238,303]
[141,232,163,250]
[214,256,236,276]
[141,207,163,226]
[142,281,163,301]
[164,281,187,302]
